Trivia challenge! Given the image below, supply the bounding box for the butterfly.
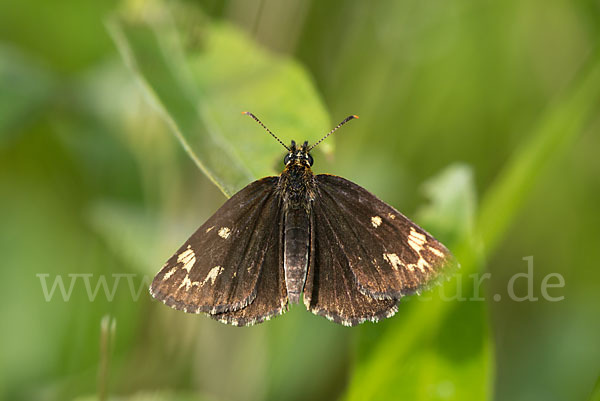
[150,112,457,326]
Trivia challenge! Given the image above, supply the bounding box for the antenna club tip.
[242,111,249,115]
[352,115,359,119]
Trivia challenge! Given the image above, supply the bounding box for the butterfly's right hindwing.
[150,176,281,314]
[303,198,398,326]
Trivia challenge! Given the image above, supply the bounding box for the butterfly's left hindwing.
[312,174,458,301]
[150,176,284,315]
[211,214,288,326]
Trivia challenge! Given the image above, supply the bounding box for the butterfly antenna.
[242,111,290,151]
[308,115,359,151]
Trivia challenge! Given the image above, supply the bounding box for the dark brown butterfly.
[150,112,457,326]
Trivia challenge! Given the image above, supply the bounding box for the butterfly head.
[284,140,314,167]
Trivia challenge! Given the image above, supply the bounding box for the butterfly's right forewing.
[314,174,458,300]
[150,176,280,314]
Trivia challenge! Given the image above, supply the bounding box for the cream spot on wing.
[383,253,402,270]
[202,265,223,286]
[428,246,445,258]
[206,226,214,233]
[409,228,427,243]
[417,257,430,273]
[408,238,422,253]
[388,213,396,220]
[177,246,196,272]
[162,266,177,281]
[371,216,382,228]
[178,275,200,291]
[408,228,427,253]
[218,227,231,239]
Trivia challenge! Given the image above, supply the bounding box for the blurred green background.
[1,0,600,400]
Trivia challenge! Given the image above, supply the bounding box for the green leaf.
[417,163,477,245]
[108,0,331,197]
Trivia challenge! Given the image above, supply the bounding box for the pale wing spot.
[409,228,427,243]
[417,257,430,273]
[177,247,196,272]
[162,266,177,281]
[408,228,427,253]
[383,253,403,271]
[408,238,423,253]
[206,226,214,233]
[371,216,382,228]
[429,246,445,258]
[178,275,200,291]
[218,227,231,239]
[202,265,224,286]
[388,213,396,220]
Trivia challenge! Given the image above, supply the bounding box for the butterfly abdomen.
[283,207,310,303]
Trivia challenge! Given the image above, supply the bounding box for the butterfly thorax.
[278,163,315,209]
[277,140,316,210]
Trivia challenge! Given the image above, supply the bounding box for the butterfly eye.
[307,153,314,166]
[284,153,291,165]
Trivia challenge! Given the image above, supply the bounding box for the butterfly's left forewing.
[150,176,283,315]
